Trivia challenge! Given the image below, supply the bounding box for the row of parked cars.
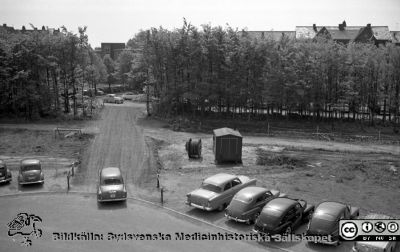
[0,159,44,185]
[0,159,127,204]
[186,173,396,252]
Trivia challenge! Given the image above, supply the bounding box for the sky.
[1,0,400,48]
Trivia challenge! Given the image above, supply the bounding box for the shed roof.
[213,127,242,137]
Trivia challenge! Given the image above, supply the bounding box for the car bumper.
[225,214,250,223]
[98,197,126,202]
[186,202,213,211]
[19,179,44,185]
[0,177,12,183]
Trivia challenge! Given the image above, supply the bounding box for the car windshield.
[102,178,122,185]
[201,183,222,193]
[309,217,336,232]
[21,165,40,171]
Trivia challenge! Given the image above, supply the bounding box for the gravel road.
[73,103,158,199]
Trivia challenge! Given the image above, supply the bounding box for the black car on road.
[253,197,314,235]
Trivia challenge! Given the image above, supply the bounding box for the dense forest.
[0,26,106,119]
[127,21,400,130]
[1,21,400,131]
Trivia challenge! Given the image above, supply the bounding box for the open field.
[139,117,400,218]
[1,101,399,252]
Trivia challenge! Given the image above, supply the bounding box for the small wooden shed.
[213,127,242,164]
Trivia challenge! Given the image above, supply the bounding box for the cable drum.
[185,138,202,158]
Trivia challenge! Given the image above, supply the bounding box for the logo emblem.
[7,213,43,246]
[374,221,386,233]
[362,222,373,233]
[387,222,399,233]
[340,221,358,240]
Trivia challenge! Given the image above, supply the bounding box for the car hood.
[100,184,124,192]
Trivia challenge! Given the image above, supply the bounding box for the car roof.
[101,167,122,178]
[235,186,268,199]
[314,201,347,220]
[264,198,297,212]
[21,159,41,165]
[203,173,236,186]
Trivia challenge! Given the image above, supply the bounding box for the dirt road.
[72,103,159,200]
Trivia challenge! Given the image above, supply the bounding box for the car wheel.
[284,226,292,235]
[306,210,314,221]
[217,204,226,212]
[251,213,260,224]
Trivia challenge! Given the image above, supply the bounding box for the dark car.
[225,186,285,224]
[253,197,314,235]
[0,160,12,183]
[97,167,127,203]
[306,201,359,245]
[18,159,44,185]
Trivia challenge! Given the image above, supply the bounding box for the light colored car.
[122,92,136,100]
[97,167,127,202]
[103,94,124,104]
[186,173,257,211]
[352,214,397,252]
[0,160,12,183]
[225,186,285,224]
[18,159,44,185]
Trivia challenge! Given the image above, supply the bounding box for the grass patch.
[256,148,307,169]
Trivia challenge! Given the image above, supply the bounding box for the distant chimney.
[3,23,6,28]
[367,23,371,28]
[313,24,318,32]
[22,26,26,31]
[42,25,45,31]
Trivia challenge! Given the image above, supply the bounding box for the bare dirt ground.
[72,102,160,201]
[139,117,400,218]
[0,127,91,193]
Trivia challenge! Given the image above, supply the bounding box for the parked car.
[352,214,397,252]
[97,167,127,202]
[186,173,257,211]
[253,197,314,235]
[0,160,12,183]
[225,186,286,224]
[18,159,44,185]
[306,201,359,246]
[84,88,104,97]
[103,94,123,104]
[122,92,136,100]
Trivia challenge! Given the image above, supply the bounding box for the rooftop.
[20,159,41,165]
[101,167,122,178]
[213,127,242,137]
[203,173,236,186]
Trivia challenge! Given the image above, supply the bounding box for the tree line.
[0,26,107,119]
[127,20,400,130]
